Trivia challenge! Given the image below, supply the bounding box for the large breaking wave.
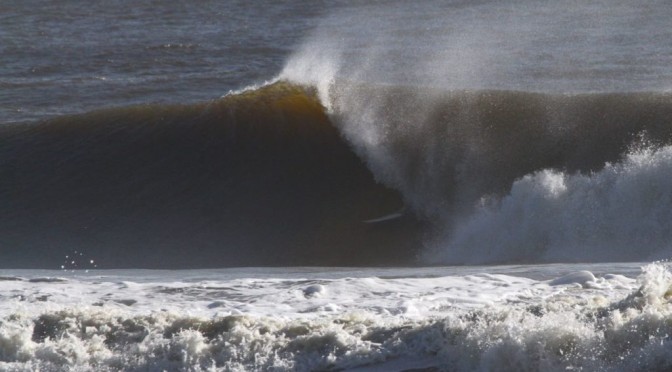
[282,69,672,264]
[3,80,672,267]
[274,0,672,265]
[4,0,672,268]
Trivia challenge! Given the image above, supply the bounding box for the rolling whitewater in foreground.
[3,0,672,370]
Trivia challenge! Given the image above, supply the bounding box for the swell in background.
[0,0,334,124]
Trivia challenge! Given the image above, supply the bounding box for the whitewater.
[3,0,672,370]
[0,263,669,371]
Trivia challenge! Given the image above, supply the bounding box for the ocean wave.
[4,80,672,267]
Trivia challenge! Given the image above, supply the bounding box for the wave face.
[0,83,419,268]
[6,81,672,267]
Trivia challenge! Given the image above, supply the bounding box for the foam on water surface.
[2,263,670,371]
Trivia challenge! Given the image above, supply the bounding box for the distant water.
[4,0,672,124]
[1,0,331,124]
[4,1,672,369]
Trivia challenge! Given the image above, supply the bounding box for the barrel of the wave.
[0,82,422,269]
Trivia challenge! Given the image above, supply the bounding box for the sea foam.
[424,145,672,264]
[0,263,670,371]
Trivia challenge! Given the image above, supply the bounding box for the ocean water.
[3,0,672,370]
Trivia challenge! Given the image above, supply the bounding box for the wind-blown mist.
[281,0,672,264]
[282,0,672,93]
